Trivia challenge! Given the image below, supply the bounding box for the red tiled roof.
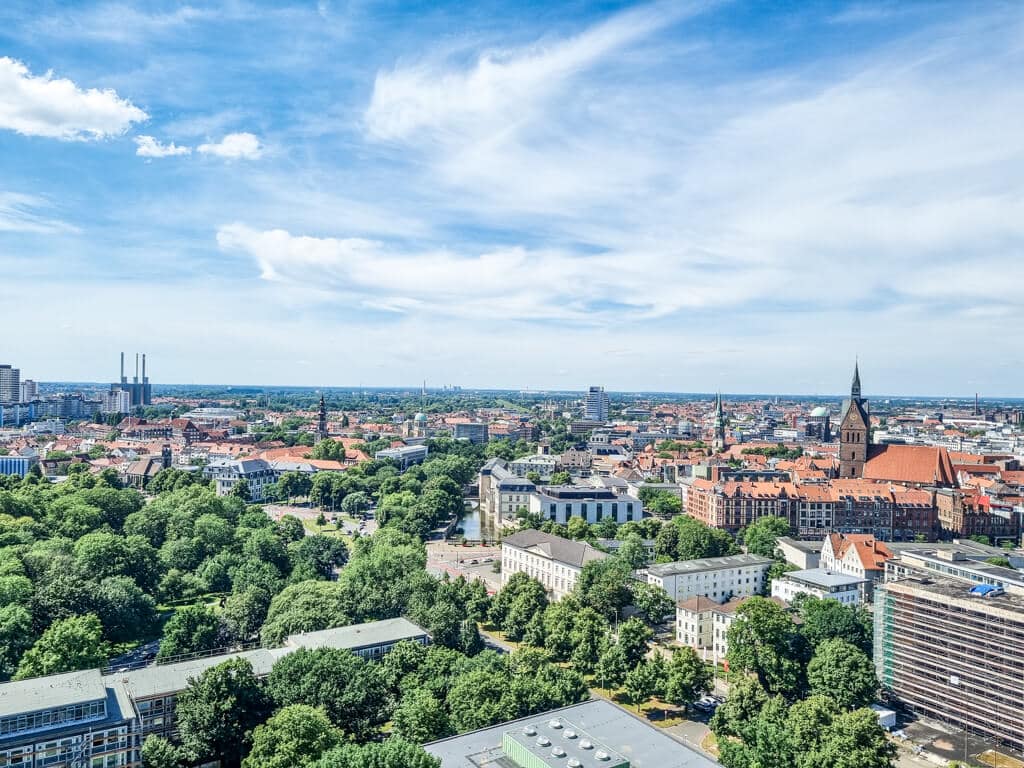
[864,445,956,487]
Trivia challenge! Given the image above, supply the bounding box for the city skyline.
[2,1,1023,394]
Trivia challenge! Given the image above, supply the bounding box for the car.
[469,559,478,565]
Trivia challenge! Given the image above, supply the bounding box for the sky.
[1,1,1022,396]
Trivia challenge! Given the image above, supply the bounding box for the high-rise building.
[18,379,37,403]
[875,577,1024,751]
[839,361,869,478]
[0,364,20,404]
[101,389,132,415]
[584,386,609,422]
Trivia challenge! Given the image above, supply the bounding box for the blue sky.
[1,1,1022,395]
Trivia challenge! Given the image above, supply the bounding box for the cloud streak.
[197,132,262,159]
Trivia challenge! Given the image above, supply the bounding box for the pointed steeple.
[851,360,862,400]
[316,393,328,442]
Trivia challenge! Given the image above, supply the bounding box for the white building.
[375,444,428,470]
[528,486,643,525]
[647,554,773,602]
[0,365,18,404]
[18,379,37,403]
[479,458,537,529]
[509,453,559,479]
[770,568,865,605]
[584,386,610,422]
[101,389,132,415]
[776,536,823,570]
[676,595,788,662]
[501,529,608,600]
[204,458,276,501]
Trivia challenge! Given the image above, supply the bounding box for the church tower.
[316,393,329,443]
[839,362,870,478]
[712,393,727,453]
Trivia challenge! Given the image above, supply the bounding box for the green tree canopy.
[806,639,878,710]
[15,613,106,680]
[242,704,342,768]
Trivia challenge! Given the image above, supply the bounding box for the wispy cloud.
[197,132,262,159]
[135,135,191,157]
[0,57,147,140]
[28,3,215,43]
[0,192,79,234]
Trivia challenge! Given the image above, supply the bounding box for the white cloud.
[135,135,191,158]
[197,132,262,159]
[0,57,148,140]
[29,4,214,43]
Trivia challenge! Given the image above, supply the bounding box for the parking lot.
[426,541,502,592]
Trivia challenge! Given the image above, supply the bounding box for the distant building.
[502,529,608,600]
[425,699,722,768]
[509,453,558,480]
[0,364,20,404]
[528,486,643,525]
[453,422,489,445]
[771,568,865,605]
[646,554,773,602]
[0,455,38,478]
[101,388,132,415]
[18,379,37,404]
[875,578,1024,752]
[110,352,152,408]
[838,362,870,479]
[885,548,1024,596]
[820,533,894,597]
[584,386,610,422]
[205,458,276,500]
[711,394,727,453]
[375,444,428,470]
[479,458,536,528]
[677,594,788,663]
[775,536,822,569]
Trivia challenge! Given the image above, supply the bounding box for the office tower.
[18,379,37,403]
[0,365,19,404]
[584,386,610,422]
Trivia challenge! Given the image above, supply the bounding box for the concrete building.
[375,444,428,470]
[676,595,787,663]
[204,458,276,501]
[771,568,865,605]
[0,365,19,404]
[875,578,1024,752]
[111,352,152,408]
[528,486,643,525]
[820,533,894,597]
[775,537,822,569]
[425,699,722,768]
[18,379,37,404]
[0,618,428,767]
[646,554,773,602]
[885,548,1024,596]
[101,388,132,415]
[454,422,489,444]
[584,386,610,422]
[501,530,608,600]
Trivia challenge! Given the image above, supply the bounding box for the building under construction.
[109,352,152,408]
[875,577,1024,752]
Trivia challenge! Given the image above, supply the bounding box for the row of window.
[0,701,106,737]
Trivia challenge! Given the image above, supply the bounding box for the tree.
[630,582,674,625]
[230,478,252,502]
[807,639,878,710]
[985,556,1012,568]
[574,558,632,619]
[15,614,106,680]
[741,517,790,558]
[94,576,159,643]
[796,596,872,654]
[260,580,354,645]
[618,534,649,570]
[616,617,653,666]
[158,604,222,660]
[242,705,342,768]
[141,736,187,768]
[595,641,629,690]
[223,588,272,641]
[340,491,371,515]
[266,647,388,740]
[550,471,572,485]
[664,646,713,709]
[392,688,453,743]
[0,604,34,678]
[710,676,769,738]
[489,572,548,640]
[175,657,271,768]
[726,597,805,697]
[798,707,895,768]
[624,660,661,709]
[566,516,590,540]
[314,739,441,768]
[674,516,739,560]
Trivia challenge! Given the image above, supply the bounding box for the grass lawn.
[701,732,720,757]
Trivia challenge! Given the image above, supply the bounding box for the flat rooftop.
[283,617,428,650]
[781,568,866,588]
[0,670,106,719]
[883,577,1024,615]
[647,554,773,577]
[776,537,823,553]
[425,699,721,768]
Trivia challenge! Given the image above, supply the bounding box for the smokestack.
[120,352,125,383]
[142,354,147,383]
[134,353,139,384]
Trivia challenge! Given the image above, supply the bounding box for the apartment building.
[875,578,1024,751]
[646,554,773,602]
[204,458,277,501]
[453,422,489,445]
[509,453,558,480]
[375,444,429,470]
[0,618,428,767]
[501,530,608,600]
[676,594,786,662]
[820,533,894,597]
[771,568,866,605]
[527,486,643,525]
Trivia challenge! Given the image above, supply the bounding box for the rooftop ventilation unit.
[548,719,563,729]
[579,740,593,749]
[552,747,566,757]
[523,726,537,736]
[568,760,582,768]
[595,750,611,761]
[564,730,578,739]
[537,737,551,747]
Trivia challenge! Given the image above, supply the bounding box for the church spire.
[851,360,862,400]
[316,393,328,443]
